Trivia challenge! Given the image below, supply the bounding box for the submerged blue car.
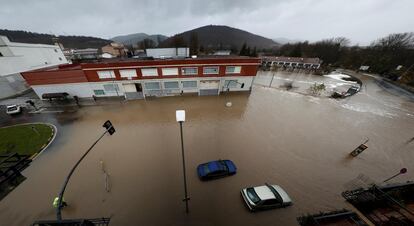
[197,160,237,180]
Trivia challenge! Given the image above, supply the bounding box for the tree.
[190,32,199,55]
[138,38,156,50]
[172,35,187,47]
[239,42,247,56]
[309,83,326,96]
[199,45,205,53]
[251,47,257,57]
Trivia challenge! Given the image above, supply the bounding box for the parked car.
[6,105,22,115]
[241,183,292,211]
[197,159,237,180]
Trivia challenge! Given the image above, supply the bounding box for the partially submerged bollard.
[350,139,369,157]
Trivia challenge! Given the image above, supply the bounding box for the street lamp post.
[176,110,189,214]
[56,120,116,220]
[383,168,407,183]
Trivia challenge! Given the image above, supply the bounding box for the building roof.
[0,36,61,49]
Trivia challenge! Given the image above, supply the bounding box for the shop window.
[93,90,105,95]
[164,81,179,89]
[182,81,197,88]
[145,82,160,90]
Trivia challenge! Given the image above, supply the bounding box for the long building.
[21,57,260,100]
[0,36,68,98]
[261,56,321,69]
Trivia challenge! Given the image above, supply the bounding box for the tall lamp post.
[383,168,407,183]
[56,120,116,220]
[176,110,190,213]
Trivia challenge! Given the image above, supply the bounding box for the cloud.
[0,0,413,45]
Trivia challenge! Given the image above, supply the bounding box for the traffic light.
[103,120,116,135]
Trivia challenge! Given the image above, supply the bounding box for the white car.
[6,105,22,115]
[241,183,292,211]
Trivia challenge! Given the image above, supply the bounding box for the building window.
[54,49,58,53]
[119,69,137,78]
[93,90,105,95]
[0,52,3,57]
[203,66,219,75]
[145,82,160,90]
[224,80,238,88]
[164,81,179,89]
[225,66,241,74]
[97,70,115,79]
[181,67,198,75]
[58,57,62,61]
[103,84,119,93]
[141,68,158,76]
[161,68,179,76]
[182,81,197,88]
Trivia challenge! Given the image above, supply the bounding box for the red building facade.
[22,57,260,99]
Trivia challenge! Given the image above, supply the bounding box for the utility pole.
[56,120,116,220]
[176,110,189,213]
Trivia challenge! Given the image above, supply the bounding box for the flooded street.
[0,72,414,226]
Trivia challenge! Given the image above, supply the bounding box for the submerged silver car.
[6,105,22,115]
[241,183,292,211]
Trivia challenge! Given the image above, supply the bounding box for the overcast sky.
[0,0,413,45]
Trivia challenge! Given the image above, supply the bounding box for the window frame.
[97,70,116,79]
[161,67,179,76]
[119,69,138,78]
[203,66,219,75]
[225,66,241,74]
[141,67,159,77]
[181,67,198,75]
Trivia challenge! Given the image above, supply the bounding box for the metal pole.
[383,173,402,183]
[56,127,110,220]
[179,121,189,213]
[269,72,275,88]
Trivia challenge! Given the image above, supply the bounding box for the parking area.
[0,73,413,226]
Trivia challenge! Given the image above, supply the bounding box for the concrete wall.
[0,73,29,99]
[146,48,189,58]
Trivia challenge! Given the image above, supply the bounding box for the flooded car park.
[0,71,413,226]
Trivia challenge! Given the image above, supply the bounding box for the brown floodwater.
[0,72,413,226]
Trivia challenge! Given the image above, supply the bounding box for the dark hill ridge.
[111,33,168,46]
[160,25,278,50]
[0,29,111,49]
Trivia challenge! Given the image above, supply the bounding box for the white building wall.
[30,76,255,99]
[146,48,189,59]
[0,36,68,77]
[32,83,95,99]
[0,36,68,98]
